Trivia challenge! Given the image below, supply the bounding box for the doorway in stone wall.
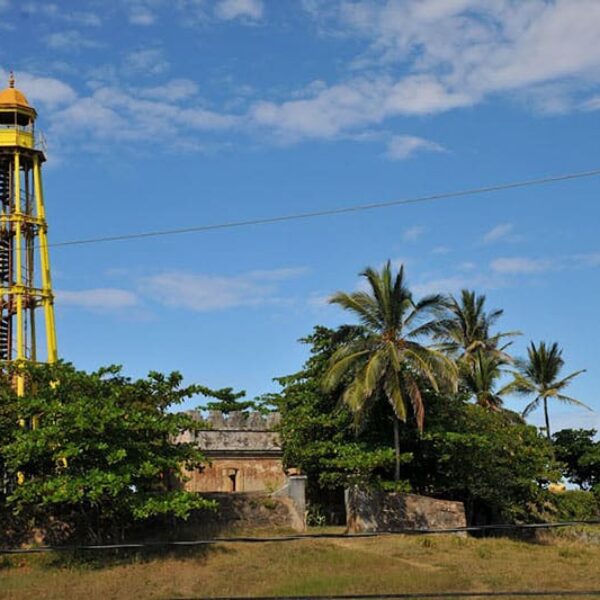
[225,468,239,492]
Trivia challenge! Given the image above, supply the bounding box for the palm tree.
[433,290,519,362]
[462,350,510,411]
[505,341,589,438]
[322,261,457,481]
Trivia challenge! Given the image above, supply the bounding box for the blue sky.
[1,0,599,431]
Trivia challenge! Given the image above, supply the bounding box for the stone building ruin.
[179,410,287,493]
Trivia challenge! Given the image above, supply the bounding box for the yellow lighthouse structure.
[0,72,57,394]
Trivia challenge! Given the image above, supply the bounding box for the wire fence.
[2,519,599,555]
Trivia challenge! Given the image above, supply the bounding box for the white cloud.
[215,0,263,21]
[576,253,600,267]
[124,48,170,76]
[0,69,76,108]
[412,275,482,297]
[139,267,306,311]
[65,11,102,27]
[57,288,138,310]
[45,30,102,51]
[259,0,600,141]
[250,75,472,141]
[13,1,600,156]
[129,7,156,25]
[386,135,444,160]
[491,253,600,275]
[490,257,552,275]
[123,0,164,25]
[431,245,451,255]
[412,249,600,298]
[138,78,199,101]
[457,261,476,272]
[402,225,426,242]
[483,223,515,244]
[582,95,600,111]
[49,84,238,149]
[307,292,330,308]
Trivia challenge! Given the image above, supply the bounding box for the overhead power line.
[173,592,600,600]
[49,167,600,249]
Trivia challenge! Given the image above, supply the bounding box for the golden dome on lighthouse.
[0,72,35,115]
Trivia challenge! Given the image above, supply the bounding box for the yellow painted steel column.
[14,151,24,396]
[32,155,57,363]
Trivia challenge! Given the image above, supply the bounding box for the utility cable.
[1,519,598,554]
[170,592,600,600]
[47,167,600,249]
[171,593,600,600]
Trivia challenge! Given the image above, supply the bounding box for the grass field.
[1,531,599,599]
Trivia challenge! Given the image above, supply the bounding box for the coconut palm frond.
[322,349,370,392]
[329,291,381,330]
[342,376,368,417]
[555,394,593,411]
[513,341,586,436]
[522,397,542,418]
[363,349,387,398]
[383,368,407,423]
[435,289,516,362]
[405,373,425,431]
[408,318,445,339]
[402,346,440,392]
[361,263,394,328]
[554,369,587,390]
[405,293,446,327]
[499,372,535,396]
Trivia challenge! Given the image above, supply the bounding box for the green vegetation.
[0,363,215,543]
[272,261,595,523]
[505,341,589,438]
[553,428,600,493]
[197,384,269,414]
[322,262,457,480]
[0,260,596,545]
[551,490,599,521]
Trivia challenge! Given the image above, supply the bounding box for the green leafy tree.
[0,362,214,543]
[553,428,600,492]
[505,342,589,438]
[322,262,457,481]
[272,326,410,507]
[197,385,259,413]
[398,393,560,523]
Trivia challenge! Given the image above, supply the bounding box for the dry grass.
[1,533,599,599]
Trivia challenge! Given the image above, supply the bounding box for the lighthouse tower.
[0,73,57,393]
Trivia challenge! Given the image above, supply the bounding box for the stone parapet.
[178,410,282,456]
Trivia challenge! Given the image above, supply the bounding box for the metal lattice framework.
[0,73,57,394]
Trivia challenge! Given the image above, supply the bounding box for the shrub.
[549,490,599,522]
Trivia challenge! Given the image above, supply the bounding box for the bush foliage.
[273,326,561,523]
[0,362,214,543]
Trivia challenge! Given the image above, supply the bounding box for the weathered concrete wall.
[273,475,307,531]
[179,411,282,454]
[172,488,306,537]
[178,410,287,494]
[183,457,286,493]
[345,488,466,533]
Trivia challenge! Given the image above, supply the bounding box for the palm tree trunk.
[393,416,401,482]
[544,397,551,439]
